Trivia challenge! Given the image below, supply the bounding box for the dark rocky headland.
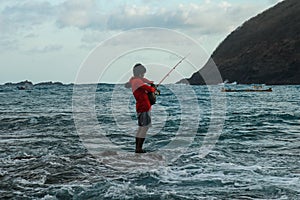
[181,0,300,85]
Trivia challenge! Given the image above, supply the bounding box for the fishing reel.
[148,83,160,105]
[150,83,160,95]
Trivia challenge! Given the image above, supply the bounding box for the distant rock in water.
[4,80,33,90]
[3,80,65,89]
[34,81,64,86]
[4,80,33,86]
[183,0,300,85]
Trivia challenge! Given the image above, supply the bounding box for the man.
[125,63,156,153]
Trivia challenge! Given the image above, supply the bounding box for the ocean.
[0,84,299,199]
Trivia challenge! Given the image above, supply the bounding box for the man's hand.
[155,89,160,95]
[125,82,131,88]
[150,83,157,88]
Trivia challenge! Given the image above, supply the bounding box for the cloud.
[56,2,270,36]
[0,1,55,33]
[106,5,186,30]
[0,37,19,52]
[56,0,106,29]
[24,33,38,38]
[27,44,63,54]
[1,1,279,35]
[80,30,114,49]
[112,2,261,36]
[54,1,278,51]
[0,0,281,53]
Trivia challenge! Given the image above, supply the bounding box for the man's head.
[133,63,146,77]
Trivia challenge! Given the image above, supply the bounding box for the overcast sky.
[0,0,282,84]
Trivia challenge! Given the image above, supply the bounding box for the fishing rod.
[148,53,190,105]
[157,53,190,87]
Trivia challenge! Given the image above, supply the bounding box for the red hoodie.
[129,77,155,113]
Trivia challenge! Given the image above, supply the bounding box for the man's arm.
[140,84,155,93]
[140,77,154,84]
[132,78,156,93]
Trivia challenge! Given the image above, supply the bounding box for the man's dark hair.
[133,63,146,77]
